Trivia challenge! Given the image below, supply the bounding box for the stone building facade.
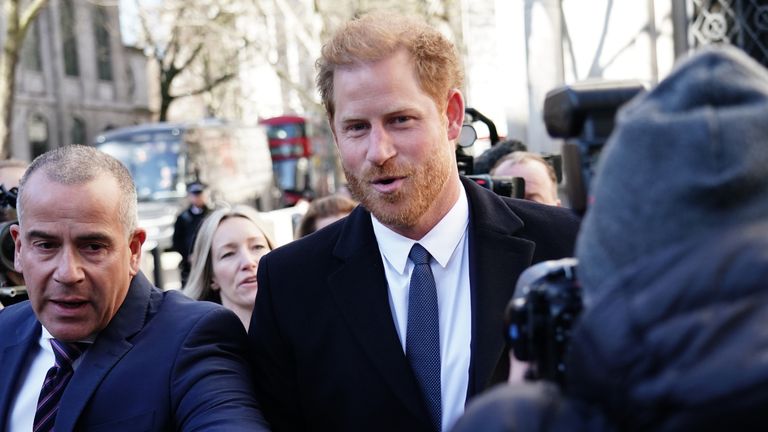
[5,0,150,161]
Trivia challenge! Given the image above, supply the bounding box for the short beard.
[344,148,453,229]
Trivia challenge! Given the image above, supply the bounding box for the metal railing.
[690,0,768,67]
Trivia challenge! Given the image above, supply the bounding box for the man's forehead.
[25,170,116,194]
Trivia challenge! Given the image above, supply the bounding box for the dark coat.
[0,272,269,431]
[172,205,211,260]
[249,177,580,431]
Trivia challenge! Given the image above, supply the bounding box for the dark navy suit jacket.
[249,177,580,431]
[0,272,269,431]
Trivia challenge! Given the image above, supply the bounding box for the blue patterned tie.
[33,339,87,432]
[406,243,441,432]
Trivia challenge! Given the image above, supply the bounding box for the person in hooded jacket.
[452,45,768,432]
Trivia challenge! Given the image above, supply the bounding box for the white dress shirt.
[9,327,90,432]
[372,187,471,432]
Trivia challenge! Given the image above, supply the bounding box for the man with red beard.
[249,11,580,432]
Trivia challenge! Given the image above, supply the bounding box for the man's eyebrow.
[338,105,417,123]
[25,230,113,243]
[26,230,58,241]
[338,116,367,124]
[75,233,113,243]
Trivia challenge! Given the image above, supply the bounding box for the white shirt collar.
[372,186,469,275]
[40,325,96,345]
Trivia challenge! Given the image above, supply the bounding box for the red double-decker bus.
[260,116,313,206]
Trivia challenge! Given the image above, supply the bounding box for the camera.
[544,80,645,214]
[0,184,25,307]
[503,81,645,387]
[466,174,525,199]
[458,108,526,199]
[505,258,581,387]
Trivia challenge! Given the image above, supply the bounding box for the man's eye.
[392,116,412,124]
[346,123,368,132]
[35,242,57,250]
[84,243,106,252]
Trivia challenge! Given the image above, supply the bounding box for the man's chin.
[365,200,418,228]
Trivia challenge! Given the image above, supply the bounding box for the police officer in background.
[172,181,211,286]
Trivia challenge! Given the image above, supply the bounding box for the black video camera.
[544,80,645,214]
[0,185,25,307]
[458,108,525,199]
[466,174,525,199]
[503,81,646,387]
[505,258,581,387]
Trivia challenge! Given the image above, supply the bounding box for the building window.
[93,5,113,81]
[28,114,49,159]
[61,0,80,76]
[127,64,136,99]
[71,116,86,145]
[21,21,42,71]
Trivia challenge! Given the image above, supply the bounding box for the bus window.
[98,131,183,200]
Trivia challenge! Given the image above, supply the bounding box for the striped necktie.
[406,243,442,431]
[33,339,87,432]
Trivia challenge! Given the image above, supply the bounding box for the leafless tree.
[134,0,248,121]
[0,0,49,158]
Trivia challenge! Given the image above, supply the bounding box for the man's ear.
[445,89,465,141]
[128,229,146,276]
[10,224,22,273]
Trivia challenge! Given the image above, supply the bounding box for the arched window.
[71,117,86,145]
[28,113,49,158]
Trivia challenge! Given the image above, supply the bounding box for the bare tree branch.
[18,0,49,36]
[175,72,236,98]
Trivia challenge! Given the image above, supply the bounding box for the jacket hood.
[568,222,768,431]
[576,46,768,300]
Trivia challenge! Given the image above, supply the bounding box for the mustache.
[358,162,412,180]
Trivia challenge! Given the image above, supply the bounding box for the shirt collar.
[40,326,96,345]
[372,186,469,275]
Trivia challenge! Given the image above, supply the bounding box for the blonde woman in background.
[183,205,276,329]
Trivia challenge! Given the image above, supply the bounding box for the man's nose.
[54,247,85,285]
[366,125,396,166]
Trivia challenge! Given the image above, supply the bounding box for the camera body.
[457,108,526,199]
[544,80,645,214]
[504,81,646,387]
[505,258,581,386]
[0,185,25,307]
[466,174,525,199]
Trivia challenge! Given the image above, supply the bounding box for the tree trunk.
[0,0,21,159]
[159,95,173,122]
[0,48,19,160]
[0,0,50,159]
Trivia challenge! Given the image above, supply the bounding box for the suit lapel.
[328,207,432,426]
[462,178,535,395]
[55,273,154,432]
[0,306,39,429]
